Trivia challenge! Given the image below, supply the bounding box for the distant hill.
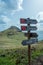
[0,26,25,49]
[0,26,21,36]
[0,26,43,49]
[8,26,21,32]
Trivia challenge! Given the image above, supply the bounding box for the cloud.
[0,0,23,31]
[0,0,23,15]
[0,15,13,29]
[11,0,23,15]
[0,20,6,24]
[0,16,6,25]
[1,15,11,23]
[17,0,23,10]
[36,12,43,31]
[37,23,43,31]
[2,15,13,27]
[36,12,43,21]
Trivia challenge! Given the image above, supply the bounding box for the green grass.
[0,47,43,65]
[0,32,27,49]
[0,29,43,65]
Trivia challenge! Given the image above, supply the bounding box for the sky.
[0,0,43,32]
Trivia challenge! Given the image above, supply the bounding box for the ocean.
[37,31,43,41]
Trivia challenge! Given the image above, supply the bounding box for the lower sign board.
[22,38,38,45]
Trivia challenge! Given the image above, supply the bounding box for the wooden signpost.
[20,18,38,65]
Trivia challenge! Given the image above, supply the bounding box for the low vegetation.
[0,26,43,65]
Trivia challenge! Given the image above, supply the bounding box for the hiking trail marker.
[20,18,38,65]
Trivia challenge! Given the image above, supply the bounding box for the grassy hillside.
[0,26,26,49]
[0,26,43,65]
[0,26,43,49]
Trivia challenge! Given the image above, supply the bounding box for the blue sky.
[0,0,43,31]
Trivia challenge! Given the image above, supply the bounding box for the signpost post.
[28,29,31,65]
[20,18,38,65]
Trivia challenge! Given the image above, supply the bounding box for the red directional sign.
[21,26,27,31]
[21,26,37,31]
[20,18,27,24]
[20,18,37,24]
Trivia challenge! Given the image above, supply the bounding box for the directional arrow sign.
[27,18,37,24]
[21,26,37,31]
[20,18,37,24]
[24,33,38,37]
[22,38,38,45]
[20,18,27,24]
[27,26,37,30]
[30,33,38,37]
[21,26,27,31]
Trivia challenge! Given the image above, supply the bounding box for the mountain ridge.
[0,26,21,36]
